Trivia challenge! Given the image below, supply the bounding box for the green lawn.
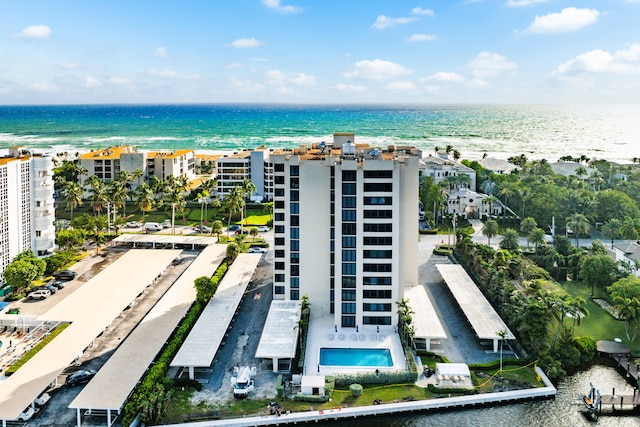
[560,280,640,352]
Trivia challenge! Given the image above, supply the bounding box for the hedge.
[427,383,476,394]
[122,258,230,427]
[4,323,70,375]
[469,359,531,371]
[276,374,285,397]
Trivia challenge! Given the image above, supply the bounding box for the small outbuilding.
[300,375,325,396]
[435,363,472,388]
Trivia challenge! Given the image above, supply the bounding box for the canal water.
[320,365,639,427]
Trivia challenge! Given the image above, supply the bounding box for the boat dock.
[598,388,640,410]
[596,340,640,386]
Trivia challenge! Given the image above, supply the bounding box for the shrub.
[350,383,363,397]
[5,324,70,375]
[276,375,284,397]
[122,259,230,426]
[172,377,203,391]
[294,393,330,403]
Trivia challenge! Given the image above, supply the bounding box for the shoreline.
[154,367,556,427]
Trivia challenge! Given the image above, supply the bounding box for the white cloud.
[411,7,434,16]
[228,76,265,93]
[29,82,58,92]
[424,72,467,83]
[155,47,168,58]
[466,51,517,78]
[505,0,547,6]
[266,70,316,86]
[262,0,301,14]
[422,72,488,87]
[371,15,418,30]
[83,77,101,88]
[227,38,263,49]
[60,61,83,70]
[16,25,51,40]
[226,63,244,69]
[344,59,412,80]
[524,7,599,34]
[147,69,200,79]
[336,83,366,92]
[385,81,416,91]
[107,76,131,85]
[551,44,640,76]
[405,34,437,42]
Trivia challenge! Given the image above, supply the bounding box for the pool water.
[319,348,393,367]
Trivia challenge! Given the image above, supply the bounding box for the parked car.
[28,289,51,300]
[17,406,35,421]
[193,225,212,233]
[248,247,267,254]
[34,392,51,406]
[257,226,269,232]
[162,219,172,228]
[126,221,141,228]
[66,369,97,386]
[51,280,66,289]
[143,222,162,232]
[53,269,77,280]
[37,284,57,294]
[228,224,240,231]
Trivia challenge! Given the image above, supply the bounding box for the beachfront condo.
[0,147,56,283]
[270,133,421,328]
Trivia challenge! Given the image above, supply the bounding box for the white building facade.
[0,148,56,282]
[271,134,420,329]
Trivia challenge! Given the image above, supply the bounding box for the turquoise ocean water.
[1,104,639,161]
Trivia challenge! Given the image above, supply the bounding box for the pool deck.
[304,316,406,376]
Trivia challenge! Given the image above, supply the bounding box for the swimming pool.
[319,348,393,367]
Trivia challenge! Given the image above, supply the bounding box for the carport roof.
[70,244,227,412]
[170,254,261,369]
[112,233,218,246]
[436,264,515,341]
[255,300,301,360]
[0,249,181,421]
[404,285,447,340]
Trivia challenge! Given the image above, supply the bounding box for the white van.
[144,222,162,232]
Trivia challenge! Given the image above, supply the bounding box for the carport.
[0,250,180,425]
[255,301,301,373]
[170,254,261,380]
[111,233,217,250]
[69,244,227,426]
[436,264,514,352]
[404,285,447,351]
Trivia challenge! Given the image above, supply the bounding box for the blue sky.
[1,0,639,104]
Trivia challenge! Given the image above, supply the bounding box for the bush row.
[334,370,415,387]
[427,383,476,394]
[4,323,70,375]
[122,258,230,427]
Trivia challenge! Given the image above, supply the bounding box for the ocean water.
[1,104,639,162]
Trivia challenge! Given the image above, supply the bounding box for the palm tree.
[613,296,640,340]
[499,228,520,252]
[601,218,623,246]
[263,202,274,224]
[483,195,499,219]
[520,217,537,249]
[225,186,244,236]
[482,219,499,246]
[212,220,223,241]
[197,189,209,232]
[241,179,257,228]
[108,179,129,224]
[620,216,640,240]
[85,175,108,217]
[135,183,155,224]
[164,176,186,234]
[62,181,84,223]
[566,213,590,247]
[528,228,547,253]
[201,178,218,223]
